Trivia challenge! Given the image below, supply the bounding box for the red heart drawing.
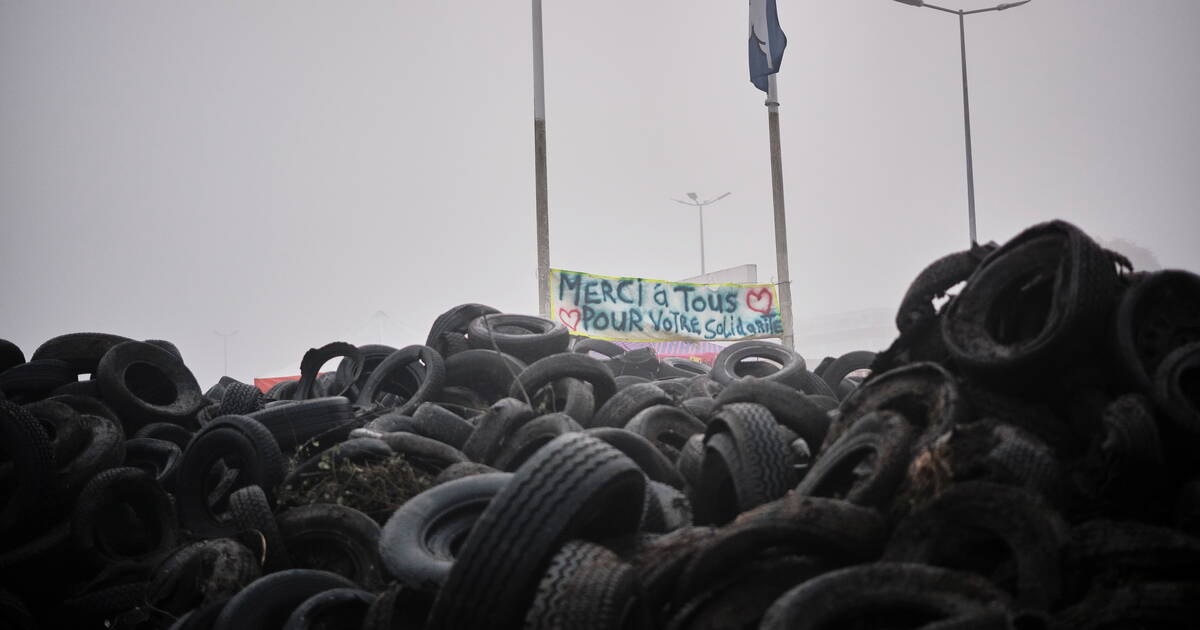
[746,288,774,314]
[558,308,581,331]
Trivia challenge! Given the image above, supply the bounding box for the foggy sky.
[3,1,1198,387]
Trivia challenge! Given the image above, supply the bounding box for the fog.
[3,1,1198,387]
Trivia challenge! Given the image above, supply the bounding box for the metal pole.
[214,330,237,376]
[958,11,978,246]
[532,0,551,317]
[698,203,706,275]
[766,74,795,350]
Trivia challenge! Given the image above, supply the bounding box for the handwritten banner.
[549,268,785,342]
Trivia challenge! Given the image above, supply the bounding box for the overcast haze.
[3,1,1198,386]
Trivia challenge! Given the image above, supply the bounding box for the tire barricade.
[0,220,1198,627]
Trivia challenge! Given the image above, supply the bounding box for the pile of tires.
[0,219,1197,628]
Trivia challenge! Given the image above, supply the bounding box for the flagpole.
[766,74,795,350]
[532,0,551,317]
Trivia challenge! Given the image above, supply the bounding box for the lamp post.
[891,0,1031,246]
[213,330,237,377]
[672,192,731,275]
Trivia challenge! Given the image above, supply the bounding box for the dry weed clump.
[277,451,436,524]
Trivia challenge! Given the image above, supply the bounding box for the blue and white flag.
[749,0,787,93]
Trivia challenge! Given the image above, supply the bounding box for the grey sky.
[3,1,1198,387]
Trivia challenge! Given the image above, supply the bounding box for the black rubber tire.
[675,433,705,489]
[294,341,362,400]
[379,472,511,592]
[426,303,501,358]
[71,466,177,568]
[795,410,914,509]
[359,583,434,630]
[523,540,651,630]
[23,399,88,469]
[698,403,796,521]
[412,402,475,449]
[710,341,806,389]
[590,383,673,429]
[585,427,687,490]
[29,332,132,376]
[133,421,194,450]
[147,538,261,616]
[0,401,53,533]
[664,555,824,630]
[177,416,286,537]
[381,432,469,475]
[572,338,627,359]
[640,480,692,534]
[533,376,596,426]
[614,374,651,389]
[1154,342,1200,439]
[331,343,399,400]
[230,484,291,573]
[123,436,183,490]
[491,412,582,471]
[217,380,267,416]
[460,398,536,465]
[96,340,207,430]
[277,503,385,590]
[659,357,710,378]
[0,359,77,402]
[433,461,501,485]
[941,220,1121,385]
[759,563,1012,630]
[443,349,528,404]
[467,313,570,364]
[267,379,299,400]
[248,396,355,453]
[510,353,617,411]
[55,413,126,498]
[212,569,358,630]
[0,339,24,374]
[714,378,831,451]
[683,375,723,399]
[883,481,1068,610]
[679,396,716,424]
[426,433,645,630]
[282,587,375,630]
[624,405,707,458]
[356,345,445,416]
[820,350,876,395]
[823,361,964,453]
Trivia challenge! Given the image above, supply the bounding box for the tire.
[641,480,692,534]
[230,484,292,572]
[534,376,596,426]
[460,398,536,465]
[491,412,582,471]
[217,381,267,416]
[379,432,468,475]
[332,343,399,400]
[413,402,475,449]
[572,338,626,359]
[1153,342,1200,439]
[282,587,375,630]
[793,369,837,398]
[467,313,570,364]
[590,383,673,429]
[695,403,796,523]
[0,339,24,374]
[942,220,1121,386]
[267,379,299,400]
[123,437,183,490]
[510,353,617,411]
[714,378,831,451]
[29,332,132,376]
[585,427,687,490]
[294,342,362,400]
[659,357,710,378]
[894,246,995,336]
[823,361,964,453]
[820,350,876,395]
[443,349,527,405]
[359,583,434,630]
[624,405,706,458]
[212,569,357,630]
[426,433,645,630]
[70,466,177,568]
[794,410,913,509]
[1113,270,1200,394]
[248,396,355,453]
[379,472,511,592]
[176,416,286,537]
[23,399,88,468]
[356,345,445,416]
[664,555,824,630]
[133,421,194,450]
[523,541,651,630]
[0,401,53,533]
[679,397,716,424]
[56,413,126,498]
[96,341,207,430]
[759,563,1012,630]
[883,481,1069,610]
[277,504,385,590]
[710,341,806,389]
[147,538,261,616]
[426,303,500,358]
[0,359,77,403]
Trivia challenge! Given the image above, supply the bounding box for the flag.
[749,0,787,93]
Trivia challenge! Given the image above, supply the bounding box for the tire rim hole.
[125,362,178,406]
[1179,363,1200,412]
[985,269,1056,345]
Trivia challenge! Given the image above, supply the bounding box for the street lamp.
[891,0,1031,246]
[213,330,238,377]
[672,191,731,275]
